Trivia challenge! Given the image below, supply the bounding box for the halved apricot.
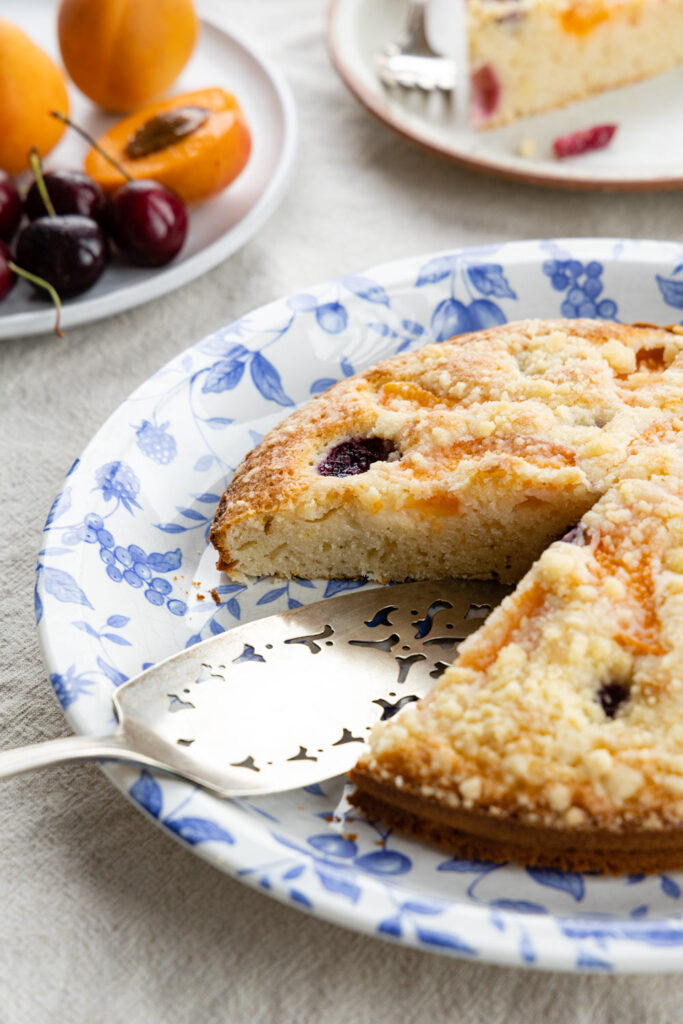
[84,88,251,203]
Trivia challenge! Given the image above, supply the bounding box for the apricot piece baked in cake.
[467,0,683,128]
[211,318,683,872]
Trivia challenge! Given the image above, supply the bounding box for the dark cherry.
[0,170,22,243]
[317,437,397,477]
[25,169,106,224]
[0,241,16,301]
[16,215,108,297]
[597,681,629,719]
[106,179,188,267]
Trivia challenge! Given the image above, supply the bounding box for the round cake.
[211,318,683,872]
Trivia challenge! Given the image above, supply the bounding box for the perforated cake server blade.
[2,581,508,797]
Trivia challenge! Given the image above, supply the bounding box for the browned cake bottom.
[349,770,683,874]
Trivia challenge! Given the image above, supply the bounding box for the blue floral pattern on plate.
[36,239,683,973]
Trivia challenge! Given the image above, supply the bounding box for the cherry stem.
[51,111,133,182]
[28,149,57,218]
[9,261,64,338]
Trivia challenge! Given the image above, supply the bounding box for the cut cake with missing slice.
[211,318,683,871]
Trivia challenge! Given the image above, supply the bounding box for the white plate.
[0,1,297,339]
[328,0,683,191]
[37,239,683,972]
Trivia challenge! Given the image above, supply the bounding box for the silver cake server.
[0,581,508,797]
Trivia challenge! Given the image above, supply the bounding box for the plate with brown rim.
[328,0,683,192]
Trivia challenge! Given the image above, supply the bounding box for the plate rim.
[0,12,298,341]
[36,237,683,973]
[326,0,683,193]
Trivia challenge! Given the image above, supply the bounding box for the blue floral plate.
[37,239,683,973]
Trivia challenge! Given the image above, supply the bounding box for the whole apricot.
[58,0,198,113]
[0,19,69,175]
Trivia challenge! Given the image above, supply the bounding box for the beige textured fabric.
[2,0,683,1019]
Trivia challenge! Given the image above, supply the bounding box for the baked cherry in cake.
[317,437,397,477]
[597,681,629,719]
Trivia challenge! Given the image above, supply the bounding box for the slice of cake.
[467,0,683,128]
[350,473,683,872]
[211,319,683,585]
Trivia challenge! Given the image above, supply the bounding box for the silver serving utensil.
[0,581,508,797]
[375,0,457,93]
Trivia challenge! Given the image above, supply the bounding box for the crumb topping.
[212,320,683,540]
[359,476,683,831]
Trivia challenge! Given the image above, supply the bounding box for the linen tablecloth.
[2,1,683,1019]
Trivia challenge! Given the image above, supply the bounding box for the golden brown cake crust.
[349,768,683,874]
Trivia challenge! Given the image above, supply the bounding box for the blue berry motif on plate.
[656,264,683,314]
[98,537,186,616]
[135,419,177,465]
[38,481,188,619]
[415,254,515,339]
[542,259,618,320]
[95,461,143,514]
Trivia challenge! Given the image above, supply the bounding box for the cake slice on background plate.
[466,0,683,128]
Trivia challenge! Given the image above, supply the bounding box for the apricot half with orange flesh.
[84,88,251,203]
